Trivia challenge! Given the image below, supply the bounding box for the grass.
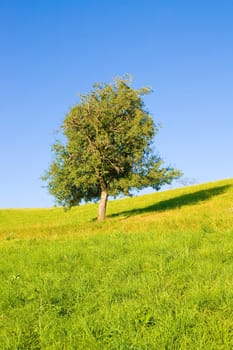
[0,178,233,349]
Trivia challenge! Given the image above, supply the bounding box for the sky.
[0,0,232,208]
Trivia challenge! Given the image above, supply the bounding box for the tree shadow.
[110,184,231,218]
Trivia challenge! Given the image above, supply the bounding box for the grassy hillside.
[0,178,233,349]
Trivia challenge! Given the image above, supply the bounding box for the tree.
[43,76,182,220]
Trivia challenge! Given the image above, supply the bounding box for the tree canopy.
[43,76,181,219]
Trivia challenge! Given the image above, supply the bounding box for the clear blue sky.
[0,0,232,208]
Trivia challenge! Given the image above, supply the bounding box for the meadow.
[0,178,233,349]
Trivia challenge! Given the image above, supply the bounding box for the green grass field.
[0,178,233,349]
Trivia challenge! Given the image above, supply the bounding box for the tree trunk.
[98,189,108,220]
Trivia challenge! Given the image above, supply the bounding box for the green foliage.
[0,179,233,348]
[43,76,181,212]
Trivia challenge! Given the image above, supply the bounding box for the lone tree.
[43,76,181,220]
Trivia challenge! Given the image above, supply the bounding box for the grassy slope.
[0,178,233,349]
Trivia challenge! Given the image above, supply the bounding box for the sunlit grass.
[0,178,233,349]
